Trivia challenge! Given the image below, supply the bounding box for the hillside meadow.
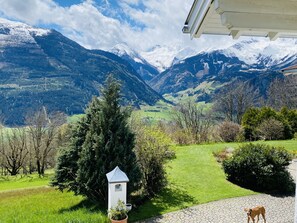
[0,140,296,222]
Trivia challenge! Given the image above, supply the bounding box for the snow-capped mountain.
[0,18,50,46]
[2,16,297,124]
[149,38,297,102]
[135,38,297,74]
[111,43,146,63]
[140,45,199,72]
[222,38,297,67]
[0,18,163,125]
[110,43,159,81]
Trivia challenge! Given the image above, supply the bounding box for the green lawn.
[0,171,109,223]
[130,140,297,221]
[0,188,108,223]
[259,140,297,151]
[0,140,296,222]
[0,173,51,191]
[130,142,257,221]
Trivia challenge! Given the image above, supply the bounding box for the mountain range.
[149,40,297,98]
[1,18,297,125]
[0,18,162,125]
[113,39,297,102]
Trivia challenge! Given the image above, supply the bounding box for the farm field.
[67,101,173,124]
[0,140,296,222]
[67,100,214,125]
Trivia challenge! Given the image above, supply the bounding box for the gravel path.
[139,194,295,223]
[138,161,297,223]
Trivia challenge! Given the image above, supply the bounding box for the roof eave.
[182,0,213,37]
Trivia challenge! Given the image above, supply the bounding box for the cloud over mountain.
[0,0,238,53]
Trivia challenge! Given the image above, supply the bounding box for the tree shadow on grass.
[58,198,106,214]
[57,185,197,222]
[129,184,198,222]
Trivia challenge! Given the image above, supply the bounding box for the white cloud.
[0,0,237,53]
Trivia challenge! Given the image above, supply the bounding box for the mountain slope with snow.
[222,38,297,66]
[0,18,50,45]
[134,38,297,74]
[0,18,163,125]
[149,39,297,102]
[110,43,159,81]
[140,45,199,72]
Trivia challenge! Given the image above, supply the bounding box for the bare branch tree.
[258,118,284,140]
[172,100,213,144]
[214,81,258,124]
[0,128,28,175]
[267,76,297,109]
[26,107,66,175]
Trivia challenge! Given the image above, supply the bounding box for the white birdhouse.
[106,166,129,210]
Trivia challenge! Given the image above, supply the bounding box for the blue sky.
[0,0,236,52]
[54,0,84,7]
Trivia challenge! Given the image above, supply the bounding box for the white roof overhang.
[183,0,297,40]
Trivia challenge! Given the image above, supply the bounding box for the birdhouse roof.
[106,166,129,183]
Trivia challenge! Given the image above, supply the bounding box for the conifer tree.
[52,75,141,202]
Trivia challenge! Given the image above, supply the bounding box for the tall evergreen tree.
[52,75,141,202]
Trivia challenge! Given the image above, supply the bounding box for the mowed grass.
[260,140,297,151]
[0,173,51,191]
[0,171,108,222]
[0,187,109,223]
[129,140,297,221]
[0,140,296,222]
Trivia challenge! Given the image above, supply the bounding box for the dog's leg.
[247,215,251,223]
[261,213,266,223]
[247,216,249,223]
[256,214,259,223]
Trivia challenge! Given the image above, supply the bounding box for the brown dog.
[244,206,266,223]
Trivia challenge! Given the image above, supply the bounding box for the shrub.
[171,100,213,144]
[134,125,174,197]
[223,143,295,194]
[217,121,242,142]
[170,128,193,145]
[242,107,295,141]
